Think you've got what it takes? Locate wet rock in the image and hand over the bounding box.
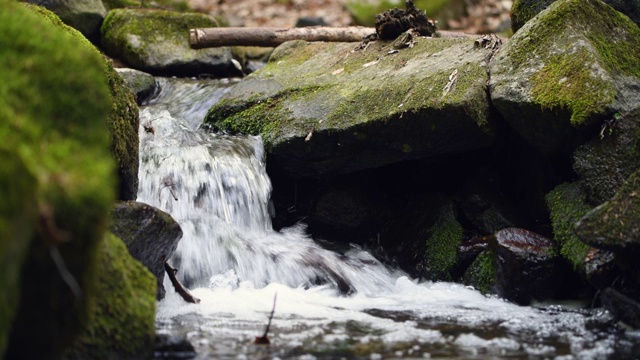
[116,68,158,105]
[573,108,640,206]
[491,228,558,304]
[462,249,496,294]
[2,3,116,358]
[101,8,241,77]
[23,0,106,44]
[601,287,640,328]
[110,201,183,300]
[65,233,157,360]
[155,333,196,359]
[545,182,593,269]
[511,0,640,32]
[206,37,497,178]
[584,248,617,291]
[576,170,640,253]
[490,0,640,156]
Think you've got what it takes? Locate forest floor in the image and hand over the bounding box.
[187,0,513,35]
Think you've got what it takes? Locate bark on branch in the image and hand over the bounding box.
[189,26,376,48]
[164,262,201,304]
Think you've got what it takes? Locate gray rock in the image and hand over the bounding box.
[116,68,158,104]
[101,8,241,77]
[24,0,106,43]
[490,0,640,155]
[110,201,183,299]
[207,37,497,178]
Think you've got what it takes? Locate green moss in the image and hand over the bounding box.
[65,233,156,360]
[510,0,555,32]
[463,250,496,294]
[103,0,191,11]
[0,151,38,357]
[0,2,116,357]
[545,183,592,269]
[346,0,449,27]
[507,0,640,128]
[531,50,614,127]
[423,204,463,281]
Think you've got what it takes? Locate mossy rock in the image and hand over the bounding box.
[1,1,116,358]
[545,183,593,270]
[573,108,640,205]
[490,0,640,155]
[115,68,157,104]
[462,250,496,294]
[421,201,464,281]
[23,0,107,44]
[25,3,140,201]
[576,170,640,253]
[103,0,191,12]
[346,0,451,27]
[101,8,239,77]
[207,37,497,178]
[0,151,38,357]
[511,0,640,33]
[64,232,156,360]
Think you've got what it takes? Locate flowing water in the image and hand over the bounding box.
[139,77,640,359]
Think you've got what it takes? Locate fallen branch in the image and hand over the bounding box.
[189,26,483,49]
[189,26,375,48]
[164,262,200,304]
[254,293,278,345]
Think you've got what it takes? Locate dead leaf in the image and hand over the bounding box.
[442,69,458,96]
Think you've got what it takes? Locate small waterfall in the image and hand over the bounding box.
[138,78,402,292]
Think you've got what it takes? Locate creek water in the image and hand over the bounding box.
[139,77,639,359]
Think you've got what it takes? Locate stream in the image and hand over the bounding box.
[138,77,640,359]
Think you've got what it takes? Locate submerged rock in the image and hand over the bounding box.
[110,201,183,300]
[207,37,497,178]
[491,228,558,304]
[1,2,115,358]
[490,0,640,155]
[101,8,241,77]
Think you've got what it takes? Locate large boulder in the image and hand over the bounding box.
[490,0,640,155]
[511,0,640,32]
[0,1,116,358]
[64,233,157,360]
[206,37,498,178]
[22,0,107,44]
[101,8,241,77]
[110,201,183,299]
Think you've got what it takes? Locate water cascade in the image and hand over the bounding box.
[139,77,637,359]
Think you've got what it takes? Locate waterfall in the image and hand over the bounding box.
[137,78,402,292]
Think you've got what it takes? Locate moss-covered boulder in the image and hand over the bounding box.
[116,67,158,104]
[511,0,640,33]
[110,201,183,299]
[421,201,464,281]
[206,37,497,178]
[102,0,191,12]
[101,8,240,77]
[545,182,593,270]
[490,0,640,155]
[64,232,156,360]
[573,108,640,205]
[576,170,640,252]
[0,151,38,357]
[23,0,107,44]
[0,1,116,358]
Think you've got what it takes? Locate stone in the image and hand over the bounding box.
[511,0,640,33]
[600,287,640,328]
[110,201,183,300]
[490,0,640,155]
[491,228,558,304]
[23,0,106,43]
[116,67,158,104]
[64,233,157,360]
[1,2,116,358]
[573,108,640,205]
[575,170,640,253]
[206,37,497,178]
[101,8,241,77]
